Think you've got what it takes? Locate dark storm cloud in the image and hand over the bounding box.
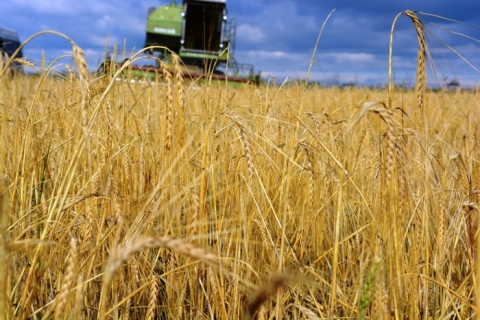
[1,0,480,86]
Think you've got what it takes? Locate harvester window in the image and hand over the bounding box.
[184,3,224,53]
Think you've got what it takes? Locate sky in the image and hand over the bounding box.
[2,0,480,87]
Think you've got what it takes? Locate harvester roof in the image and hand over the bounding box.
[0,26,20,41]
[183,0,226,3]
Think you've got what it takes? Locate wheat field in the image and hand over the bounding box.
[1,11,480,320]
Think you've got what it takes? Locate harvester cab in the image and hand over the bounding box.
[182,0,228,54]
[144,0,258,83]
[0,27,23,74]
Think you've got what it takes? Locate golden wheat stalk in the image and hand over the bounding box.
[105,101,114,164]
[13,57,37,70]
[405,11,426,110]
[171,54,185,109]
[131,111,145,195]
[298,140,315,210]
[80,199,94,257]
[171,53,186,148]
[256,88,267,135]
[124,297,131,320]
[452,153,476,269]
[223,111,254,183]
[388,10,426,112]
[72,275,84,320]
[72,44,90,107]
[99,236,218,317]
[188,189,200,238]
[367,104,395,185]
[228,141,237,177]
[176,277,188,317]
[305,112,321,150]
[146,277,159,320]
[245,275,292,320]
[160,60,174,151]
[451,153,470,193]
[122,146,131,195]
[0,194,8,318]
[64,65,75,107]
[436,168,448,265]
[54,238,78,319]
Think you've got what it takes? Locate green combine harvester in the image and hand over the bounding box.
[110,0,259,84]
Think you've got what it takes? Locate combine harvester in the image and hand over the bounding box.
[108,0,260,85]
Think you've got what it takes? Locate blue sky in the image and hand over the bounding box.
[2,0,480,87]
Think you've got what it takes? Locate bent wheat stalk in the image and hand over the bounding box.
[98,236,218,319]
[388,11,426,111]
[405,10,427,110]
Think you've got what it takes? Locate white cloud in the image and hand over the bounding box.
[97,15,113,29]
[237,25,266,44]
[331,52,375,64]
[244,50,290,59]
[9,0,119,16]
[87,34,118,47]
[14,0,81,15]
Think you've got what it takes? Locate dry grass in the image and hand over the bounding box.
[1,13,480,320]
